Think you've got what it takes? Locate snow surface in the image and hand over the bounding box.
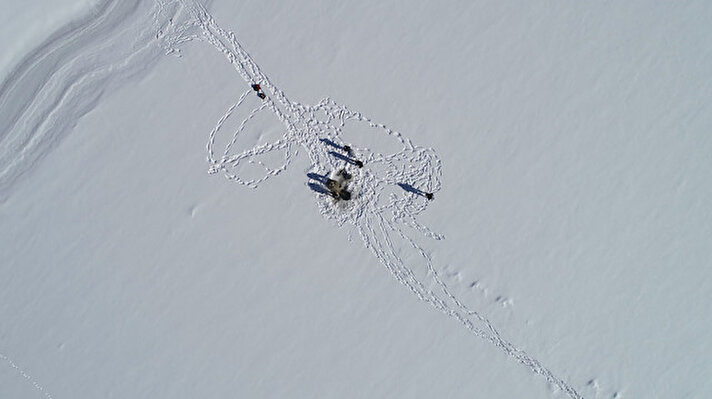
[0,0,101,79]
[2,0,712,398]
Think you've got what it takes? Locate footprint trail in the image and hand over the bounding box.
[161,1,584,398]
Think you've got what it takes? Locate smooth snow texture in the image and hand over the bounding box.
[1,0,711,398]
[0,0,102,78]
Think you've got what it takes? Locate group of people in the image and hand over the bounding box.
[325,168,352,201]
[321,142,434,202]
[325,144,357,200]
[248,79,435,203]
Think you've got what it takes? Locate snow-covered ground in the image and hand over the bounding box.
[2,1,711,398]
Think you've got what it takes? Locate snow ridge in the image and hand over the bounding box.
[173,1,584,397]
[0,2,187,397]
[0,0,184,201]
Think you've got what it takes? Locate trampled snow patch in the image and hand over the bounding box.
[2,0,712,398]
[184,2,582,397]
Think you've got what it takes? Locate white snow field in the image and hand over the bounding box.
[1,0,711,398]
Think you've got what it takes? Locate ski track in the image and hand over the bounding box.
[0,0,585,397]
[176,1,585,398]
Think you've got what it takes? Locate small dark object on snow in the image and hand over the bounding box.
[397,182,433,200]
[354,160,363,168]
[326,178,340,198]
[337,169,352,180]
[325,170,353,201]
[343,145,352,154]
[326,178,338,190]
[251,83,261,91]
[257,92,266,99]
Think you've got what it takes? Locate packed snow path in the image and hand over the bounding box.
[170,2,585,398]
[0,0,185,201]
[0,0,584,397]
